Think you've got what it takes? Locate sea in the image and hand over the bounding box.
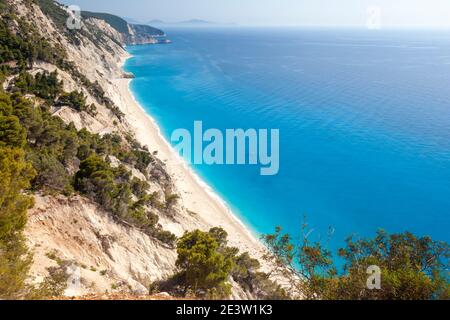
[125,27,450,254]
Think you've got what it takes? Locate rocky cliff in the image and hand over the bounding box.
[81,10,168,45]
[0,0,267,299]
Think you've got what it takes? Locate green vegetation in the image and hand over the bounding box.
[57,90,97,115]
[0,89,70,300]
[0,82,176,244]
[0,115,26,148]
[1,2,124,121]
[130,24,165,37]
[81,11,130,34]
[14,71,63,101]
[14,71,96,115]
[0,12,67,69]
[263,224,450,300]
[0,0,172,298]
[150,228,287,299]
[176,229,234,298]
[74,154,176,246]
[0,147,35,299]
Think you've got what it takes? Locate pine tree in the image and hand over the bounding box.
[176,230,234,298]
[0,147,36,299]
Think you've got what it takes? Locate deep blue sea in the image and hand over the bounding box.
[125,28,450,252]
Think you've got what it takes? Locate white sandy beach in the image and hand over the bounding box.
[112,55,266,258]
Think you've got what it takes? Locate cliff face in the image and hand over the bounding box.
[127,24,169,45]
[5,0,176,295]
[81,10,167,45]
[1,0,261,298]
[26,195,177,295]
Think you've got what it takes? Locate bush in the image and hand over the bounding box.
[0,147,35,299]
[57,91,86,111]
[149,227,285,299]
[0,115,27,148]
[74,155,176,245]
[153,229,177,247]
[27,151,73,194]
[175,229,234,299]
[263,225,450,300]
[130,177,150,199]
[14,71,62,100]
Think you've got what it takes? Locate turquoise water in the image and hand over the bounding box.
[125,28,450,250]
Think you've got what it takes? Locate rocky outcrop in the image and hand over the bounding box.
[26,195,177,295]
[81,10,168,45]
[126,24,168,45]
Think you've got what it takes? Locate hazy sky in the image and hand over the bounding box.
[59,0,450,28]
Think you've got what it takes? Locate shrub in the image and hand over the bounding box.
[57,91,87,111]
[14,71,62,100]
[130,177,150,199]
[175,230,234,299]
[263,225,450,300]
[153,229,177,247]
[74,155,176,245]
[0,147,35,299]
[27,151,73,194]
[0,115,27,148]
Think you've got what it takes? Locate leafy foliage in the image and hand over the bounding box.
[57,90,97,115]
[74,154,176,246]
[0,87,175,245]
[150,228,287,300]
[81,11,129,34]
[14,71,63,101]
[175,229,234,299]
[0,147,36,299]
[0,12,67,69]
[0,115,27,148]
[130,24,165,37]
[263,223,450,300]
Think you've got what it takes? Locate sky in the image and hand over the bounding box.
[59,0,450,28]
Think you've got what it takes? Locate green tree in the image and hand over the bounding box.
[333,230,450,300]
[0,115,27,148]
[0,147,36,299]
[14,71,62,101]
[27,151,73,194]
[151,228,287,300]
[263,224,450,300]
[176,229,234,298]
[57,91,89,112]
[0,92,13,115]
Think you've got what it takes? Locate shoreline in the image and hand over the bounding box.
[114,53,266,258]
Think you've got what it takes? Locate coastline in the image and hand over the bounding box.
[114,53,266,258]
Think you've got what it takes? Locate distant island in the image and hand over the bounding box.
[122,17,235,28]
[144,18,236,28]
